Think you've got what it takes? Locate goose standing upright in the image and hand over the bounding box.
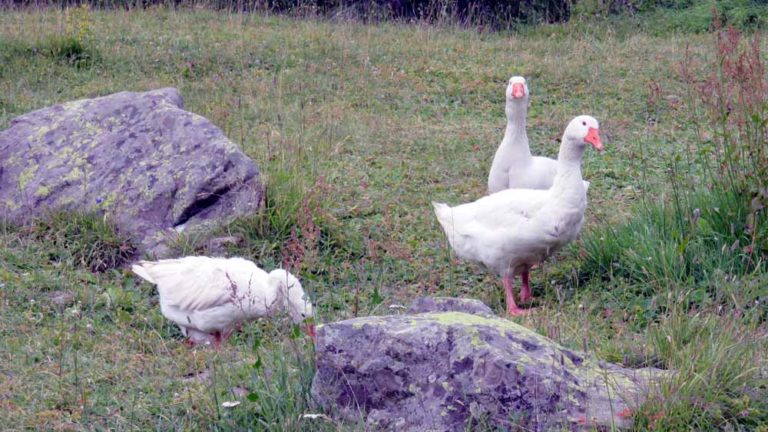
[132,256,315,347]
[435,116,603,315]
[488,76,589,193]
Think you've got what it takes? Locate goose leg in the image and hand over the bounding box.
[212,332,223,349]
[503,274,528,316]
[519,270,532,303]
[220,327,235,345]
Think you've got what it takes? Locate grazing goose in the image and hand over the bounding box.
[488,76,589,193]
[132,256,315,347]
[435,116,603,315]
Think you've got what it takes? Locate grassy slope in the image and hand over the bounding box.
[0,7,765,430]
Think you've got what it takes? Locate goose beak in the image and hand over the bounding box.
[511,83,525,99]
[303,323,317,342]
[585,127,603,152]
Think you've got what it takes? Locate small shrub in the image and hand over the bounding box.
[29,211,136,272]
[42,3,98,68]
[679,24,767,254]
[648,0,768,33]
[42,35,95,67]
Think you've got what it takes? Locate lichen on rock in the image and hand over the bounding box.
[0,87,263,257]
[312,297,668,431]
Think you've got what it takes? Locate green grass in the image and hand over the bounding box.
[0,6,766,431]
[646,0,768,34]
[580,188,764,295]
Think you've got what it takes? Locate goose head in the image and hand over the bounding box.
[563,115,603,153]
[505,76,529,102]
[268,269,316,340]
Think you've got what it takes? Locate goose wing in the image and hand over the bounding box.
[132,257,251,312]
[471,188,549,230]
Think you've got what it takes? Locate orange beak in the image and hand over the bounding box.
[511,83,525,99]
[303,323,317,342]
[585,127,603,152]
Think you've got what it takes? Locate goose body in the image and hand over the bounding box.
[436,115,603,315]
[433,187,585,276]
[132,256,314,346]
[488,76,589,193]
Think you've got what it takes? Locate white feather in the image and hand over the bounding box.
[132,256,312,343]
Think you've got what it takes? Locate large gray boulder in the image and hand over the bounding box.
[312,297,667,431]
[0,88,262,256]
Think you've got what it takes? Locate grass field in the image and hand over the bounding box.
[0,6,766,431]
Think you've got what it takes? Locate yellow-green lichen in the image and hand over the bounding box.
[31,125,52,144]
[99,192,119,209]
[18,164,39,190]
[62,99,87,112]
[65,167,84,182]
[83,121,103,135]
[34,186,51,198]
[56,146,74,160]
[3,199,20,211]
[349,315,403,329]
[424,312,543,338]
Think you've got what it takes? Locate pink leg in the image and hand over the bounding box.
[220,328,235,344]
[519,270,532,303]
[502,274,528,316]
[212,332,223,349]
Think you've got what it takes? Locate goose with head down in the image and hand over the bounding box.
[435,115,603,315]
[132,256,315,347]
[488,76,589,193]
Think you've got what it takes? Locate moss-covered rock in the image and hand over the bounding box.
[0,88,262,256]
[312,298,667,431]
[407,296,495,317]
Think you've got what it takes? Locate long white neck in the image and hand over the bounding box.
[502,99,531,159]
[551,136,586,199]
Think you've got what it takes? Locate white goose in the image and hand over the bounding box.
[435,116,603,315]
[132,256,315,347]
[488,76,589,193]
